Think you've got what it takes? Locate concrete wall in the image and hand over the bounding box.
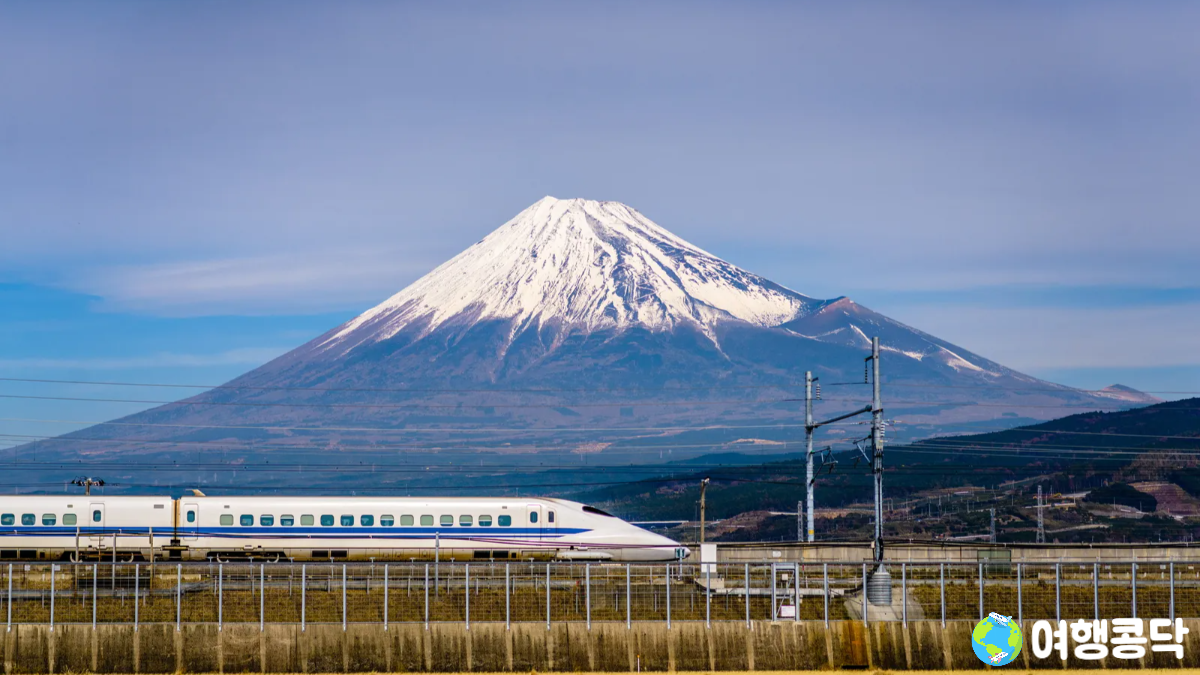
[715,542,1200,564]
[4,619,1199,672]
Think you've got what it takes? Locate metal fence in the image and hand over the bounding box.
[3,561,1197,629]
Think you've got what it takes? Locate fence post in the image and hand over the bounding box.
[823,563,829,627]
[1016,563,1022,625]
[793,562,801,624]
[301,564,306,632]
[586,564,592,630]
[465,564,470,632]
[92,563,96,630]
[1093,563,1099,621]
[504,563,510,631]
[901,563,906,627]
[546,563,551,631]
[939,563,944,628]
[176,563,181,631]
[705,564,711,630]
[260,563,265,632]
[745,563,751,628]
[625,563,631,630]
[50,565,55,631]
[861,563,867,626]
[218,564,223,631]
[1131,562,1137,619]
[771,564,777,621]
[1169,562,1175,622]
[342,564,347,632]
[134,563,139,632]
[1054,563,1060,623]
[662,564,667,630]
[978,561,983,621]
[384,564,389,630]
[424,564,430,631]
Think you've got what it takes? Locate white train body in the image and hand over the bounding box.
[0,495,686,563]
[0,495,174,561]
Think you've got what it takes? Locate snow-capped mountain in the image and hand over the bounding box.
[15,197,1151,475]
[321,197,821,351]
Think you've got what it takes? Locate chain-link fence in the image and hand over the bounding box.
[0,561,1191,628]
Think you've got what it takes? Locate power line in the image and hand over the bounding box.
[0,392,1148,410]
[0,417,814,434]
[3,375,1196,396]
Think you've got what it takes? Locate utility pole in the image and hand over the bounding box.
[796,501,803,542]
[989,508,996,544]
[868,337,884,563]
[805,370,815,542]
[1036,486,1046,544]
[699,477,710,544]
[71,477,105,495]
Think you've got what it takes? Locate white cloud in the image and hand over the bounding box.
[0,347,288,370]
[67,251,436,316]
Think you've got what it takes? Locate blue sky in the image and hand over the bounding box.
[1,2,1198,442]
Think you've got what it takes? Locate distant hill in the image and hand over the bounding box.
[573,397,1200,531]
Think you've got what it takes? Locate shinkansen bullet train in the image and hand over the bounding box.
[0,495,688,563]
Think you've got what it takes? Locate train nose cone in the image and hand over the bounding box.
[623,530,687,561]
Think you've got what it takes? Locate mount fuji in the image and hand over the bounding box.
[17,197,1157,478]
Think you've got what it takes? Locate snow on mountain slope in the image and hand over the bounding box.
[322,197,820,351]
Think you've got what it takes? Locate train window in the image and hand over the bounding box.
[478,515,493,526]
[301,515,314,526]
[340,515,353,527]
[440,515,453,526]
[320,515,334,526]
[0,515,12,526]
[582,505,615,517]
[360,515,374,526]
[220,515,233,526]
[240,515,253,527]
[420,515,433,526]
[260,515,274,526]
[93,510,102,523]
[529,512,538,524]
[548,511,555,523]
[21,515,34,526]
[63,514,77,526]
[498,515,512,527]
[42,514,56,526]
[380,515,394,527]
[460,515,472,526]
[280,515,294,526]
[400,515,414,526]
[186,511,196,523]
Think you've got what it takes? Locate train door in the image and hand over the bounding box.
[181,502,199,540]
[526,504,543,541]
[89,502,106,548]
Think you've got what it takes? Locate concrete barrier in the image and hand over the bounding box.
[3,619,1198,672]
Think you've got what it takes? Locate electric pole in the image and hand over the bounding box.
[71,477,105,495]
[805,370,815,542]
[699,477,710,544]
[989,508,996,544]
[869,337,884,563]
[797,500,803,542]
[1036,486,1045,544]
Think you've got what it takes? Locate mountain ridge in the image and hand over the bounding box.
[10,196,1152,481]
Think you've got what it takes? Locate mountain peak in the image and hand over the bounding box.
[321,197,819,350]
[1095,384,1162,405]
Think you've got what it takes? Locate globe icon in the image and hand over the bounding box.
[972,613,1023,666]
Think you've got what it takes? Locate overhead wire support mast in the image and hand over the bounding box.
[868,336,884,563]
